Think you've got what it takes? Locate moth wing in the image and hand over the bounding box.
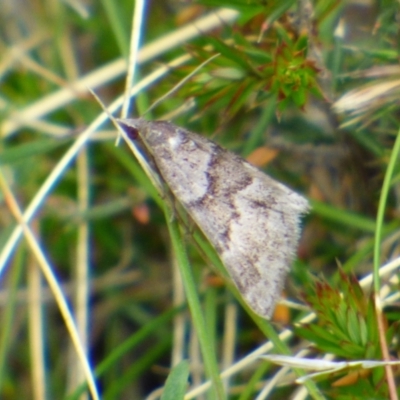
[124,120,309,318]
[218,163,309,317]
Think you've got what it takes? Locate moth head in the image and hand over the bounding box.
[116,118,146,140]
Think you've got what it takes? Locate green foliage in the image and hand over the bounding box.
[297,271,383,360]
[179,20,321,120]
[296,271,398,398]
[160,360,190,400]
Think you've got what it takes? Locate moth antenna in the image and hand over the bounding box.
[88,88,122,145]
[143,53,220,116]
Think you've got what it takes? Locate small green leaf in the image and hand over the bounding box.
[358,313,368,347]
[160,360,190,400]
[205,36,256,74]
[347,308,361,345]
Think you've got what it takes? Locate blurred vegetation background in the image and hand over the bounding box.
[0,0,399,399]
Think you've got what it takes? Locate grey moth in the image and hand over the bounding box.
[118,118,309,318]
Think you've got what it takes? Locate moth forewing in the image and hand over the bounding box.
[118,118,309,319]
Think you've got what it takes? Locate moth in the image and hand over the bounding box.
[118,118,309,318]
